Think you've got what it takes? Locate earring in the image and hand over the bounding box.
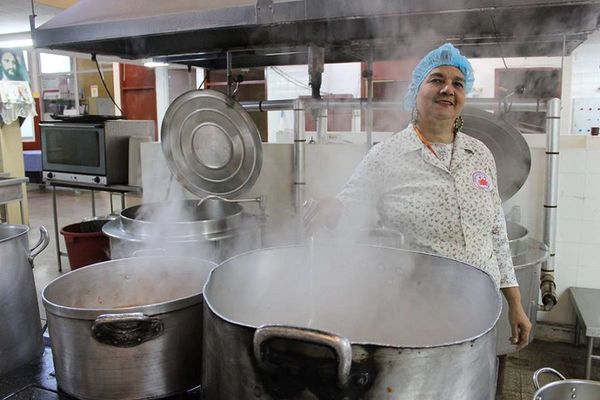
[453,116,464,134]
[411,108,420,124]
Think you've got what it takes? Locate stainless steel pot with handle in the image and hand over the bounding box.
[42,256,215,400]
[0,224,49,375]
[532,368,600,399]
[103,199,263,262]
[202,243,502,399]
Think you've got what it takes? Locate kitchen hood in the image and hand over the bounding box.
[33,0,600,67]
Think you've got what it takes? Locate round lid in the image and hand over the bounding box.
[461,106,531,202]
[161,89,262,198]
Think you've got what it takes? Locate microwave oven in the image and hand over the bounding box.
[40,119,154,185]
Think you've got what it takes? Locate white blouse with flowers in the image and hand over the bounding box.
[337,124,518,289]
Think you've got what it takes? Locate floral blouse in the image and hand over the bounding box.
[337,124,518,288]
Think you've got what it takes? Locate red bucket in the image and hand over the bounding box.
[60,222,110,270]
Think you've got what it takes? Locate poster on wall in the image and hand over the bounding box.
[0,48,29,82]
[0,48,35,125]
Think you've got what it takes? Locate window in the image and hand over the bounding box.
[40,52,71,74]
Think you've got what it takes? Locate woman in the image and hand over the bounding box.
[305,43,531,350]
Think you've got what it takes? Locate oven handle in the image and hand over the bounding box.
[39,123,104,128]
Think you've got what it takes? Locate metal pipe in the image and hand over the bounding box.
[293,99,306,186]
[239,98,547,113]
[226,51,233,97]
[316,108,328,143]
[366,47,374,149]
[293,98,306,218]
[540,97,560,311]
[52,185,62,272]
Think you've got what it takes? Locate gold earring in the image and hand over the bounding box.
[453,116,464,134]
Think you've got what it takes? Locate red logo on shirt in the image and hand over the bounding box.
[472,171,492,192]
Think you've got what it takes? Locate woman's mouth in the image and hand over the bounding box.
[435,99,454,106]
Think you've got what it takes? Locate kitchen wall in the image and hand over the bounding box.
[472,31,600,327]
[146,31,600,330]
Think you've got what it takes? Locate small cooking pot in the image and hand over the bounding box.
[533,367,600,399]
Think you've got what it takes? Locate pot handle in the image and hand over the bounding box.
[28,226,50,267]
[533,367,566,390]
[92,313,164,348]
[253,325,352,387]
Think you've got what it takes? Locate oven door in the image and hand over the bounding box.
[40,123,106,176]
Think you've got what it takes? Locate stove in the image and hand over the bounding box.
[0,342,202,400]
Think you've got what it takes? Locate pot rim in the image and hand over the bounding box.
[533,378,600,396]
[203,244,502,349]
[42,256,215,320]
[102,217,252,242]
[0,223,30,244]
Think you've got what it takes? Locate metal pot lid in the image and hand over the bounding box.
[461,106,531,202]
[161,89,262,199]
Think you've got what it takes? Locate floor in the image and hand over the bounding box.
[10,185,600,398]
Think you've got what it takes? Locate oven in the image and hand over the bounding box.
[40,119,154,185]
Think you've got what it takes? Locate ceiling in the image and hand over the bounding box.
[33,0,600,68]
[0,0,71,37]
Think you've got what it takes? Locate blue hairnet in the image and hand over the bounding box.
[403,43,474,111]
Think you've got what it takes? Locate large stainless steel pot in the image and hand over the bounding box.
[42,256,215,400]
[103,198,262,262]
[497,222,549,355]
[0,224,49,375]
[202,244,502,399]
[532,368,600,399]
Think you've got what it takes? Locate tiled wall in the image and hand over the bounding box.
[504,136,600,325]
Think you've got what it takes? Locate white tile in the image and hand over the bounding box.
[583,198,600,222]
[554,265,579,297]
[556,218,583,243]
[585,174,600,199]
[586,151,600,173]
[538,297,576,325]
[576,266,600,288]
[559,173,586,198]
[579,244,600,267]
[556,197,584,220]
[579,220,600,244]
[560,150,587,173]
[555,242,580,268]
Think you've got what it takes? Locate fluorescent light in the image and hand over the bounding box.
[0,38,33,48]
[143,61,169,68]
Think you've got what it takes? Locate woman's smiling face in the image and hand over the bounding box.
[415,66,466,122]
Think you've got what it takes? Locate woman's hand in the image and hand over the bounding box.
[501,287,532,350]
[303,197,343,237]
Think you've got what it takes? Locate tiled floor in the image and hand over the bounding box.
[16,185,600,398]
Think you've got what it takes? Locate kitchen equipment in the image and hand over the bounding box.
[507,221,529,258]
[532,367,600,399]
[0,224,50,375]
[103,198,263,262]
[41,119,154,185]
[461,106,532,202]
[0,176,28,223]
[161,89,262,199]
[42,256,216,400]
[202,244,501,399]
[497,235,549,355]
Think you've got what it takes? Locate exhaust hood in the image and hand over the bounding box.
[34,0,600,67]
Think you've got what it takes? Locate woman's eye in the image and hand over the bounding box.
[454,82,464,88]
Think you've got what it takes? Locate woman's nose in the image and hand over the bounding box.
[440,84,454,95]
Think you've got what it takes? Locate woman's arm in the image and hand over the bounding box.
[501,286,532,350]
